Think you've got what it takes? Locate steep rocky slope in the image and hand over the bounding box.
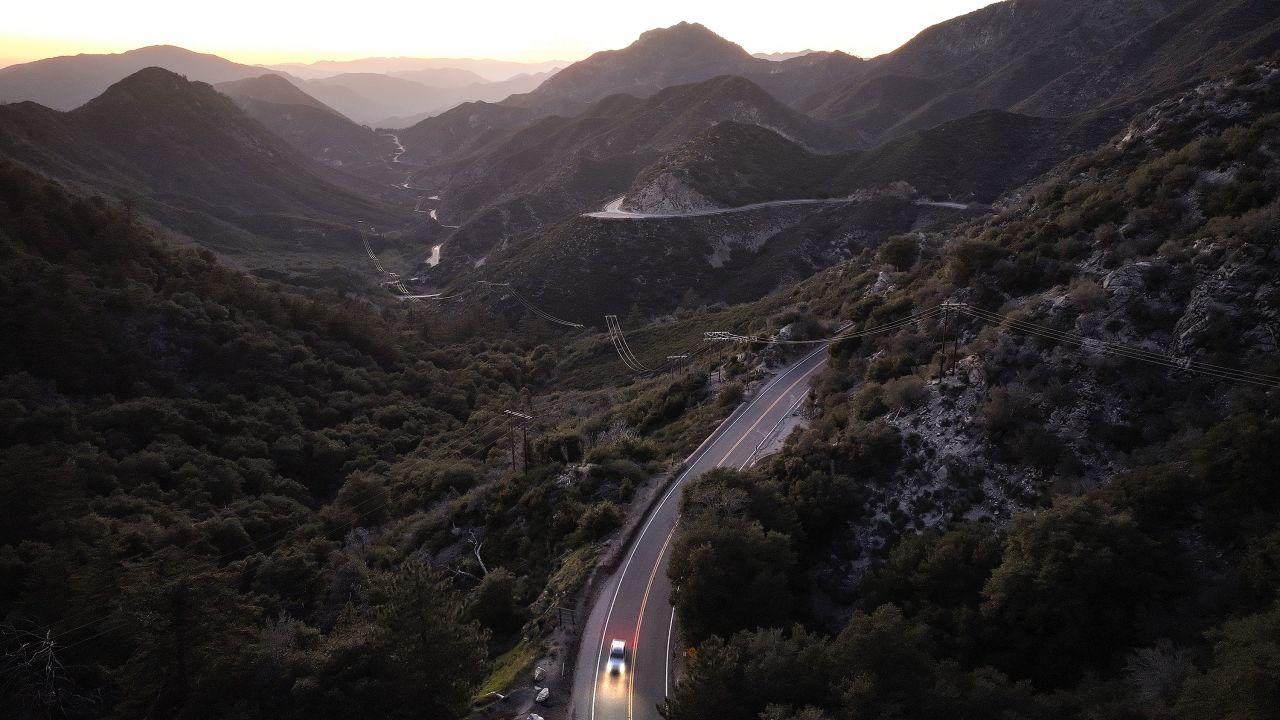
[656,60,1280,720]
[793,60,1280,592]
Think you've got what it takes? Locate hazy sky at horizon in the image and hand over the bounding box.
[1,0,997,68]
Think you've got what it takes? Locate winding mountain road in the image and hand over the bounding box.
[571,345,832,720]
[584,195,973,219]
[584,196,860,219]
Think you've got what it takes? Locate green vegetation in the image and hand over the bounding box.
[0,160,734,718]
[665,62,1280,719]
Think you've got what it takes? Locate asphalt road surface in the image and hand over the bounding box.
[584,196,971,220]
[570,345,832,720]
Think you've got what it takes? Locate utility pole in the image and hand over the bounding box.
[504,409,533,474]
[950,330,961,378]
[937,305,951,382]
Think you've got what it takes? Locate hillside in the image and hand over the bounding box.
[804,0,1280,146]
[0,156,747,719]
[374,71,558,128]
[215,75,397,171]
[834,108,1124,201]
[0,44,290,110]
[0,68,424,267]
[661,58,1280,720]
[387,67,488,87]
[622,107,1123,215]
[395,23,864,167]
[458,197,968,322]
[268,56,565,81]
[302,72,454,125]
[416,75,843,268]
[217,74,346,116]
[517,22,761,112]
[623,121,851,212]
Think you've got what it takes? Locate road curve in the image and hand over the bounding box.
[571,346,832,720]
[584,196,860,220]
[584,196,972,220]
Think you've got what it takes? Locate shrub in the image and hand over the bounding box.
[576,501,623,541]
[865,354,914,383]
[878,235,920,271]
[882,376,926,410]
[718,382,745,407]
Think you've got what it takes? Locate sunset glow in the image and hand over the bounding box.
[1,0,997,67]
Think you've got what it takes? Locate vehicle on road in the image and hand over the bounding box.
[607,640,627,674]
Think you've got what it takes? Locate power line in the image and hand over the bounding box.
[951,304,1280,387]
[703,302,1278,387]
[605,315,649,372]
[38,387,614,651]
[705,307,945,345]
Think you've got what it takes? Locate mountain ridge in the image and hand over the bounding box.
[0,67,423,266]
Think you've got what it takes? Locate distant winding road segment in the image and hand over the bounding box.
[571,345,833,720]
[584,195,973,219]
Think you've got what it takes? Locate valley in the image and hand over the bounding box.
[1,3,1279,720]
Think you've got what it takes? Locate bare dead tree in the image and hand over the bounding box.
[0,623,98,719]
[467,530,490,577]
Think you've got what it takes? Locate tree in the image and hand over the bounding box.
[467,568,527,638]
[664,627,833,720]
[1175,607,1280,719]
[668,516,795,643]
[863,523,1003,663]
[980,497,1179,688]
[297,564,490,720]
[373,563,489,719]
[830,605,935,719]
[110,549,258,719]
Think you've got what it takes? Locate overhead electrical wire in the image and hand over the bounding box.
[605,315,650,372]
[40,390,606,652]
[38,292,1279,655]
[704,302,1278,388]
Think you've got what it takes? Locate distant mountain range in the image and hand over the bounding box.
[0,68,424,265]
[0,45,562,127]
[417,74,845,270]
[266,56,567,81]
[0,45,289,110]
[392,0,1280,312]
[213,75,397,171]
[2,0,1277,293]
[511,22,866,114]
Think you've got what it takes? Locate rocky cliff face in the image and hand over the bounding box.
[795,60,1280,599]
[622,173,719,213]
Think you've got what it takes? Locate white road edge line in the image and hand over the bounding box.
[665,606,675,698]
[588,343,829,720]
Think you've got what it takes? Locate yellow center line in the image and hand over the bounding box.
[715,363,821,467]
[629,525,677,720]
[608,353,825,720]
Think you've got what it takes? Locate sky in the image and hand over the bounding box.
[0,0,998,68]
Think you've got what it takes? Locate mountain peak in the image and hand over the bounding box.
[633,21,746,53]
[95,66,198,95]
[76,67,239,123]
[522,21,758,111]
[216,74,347,119]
